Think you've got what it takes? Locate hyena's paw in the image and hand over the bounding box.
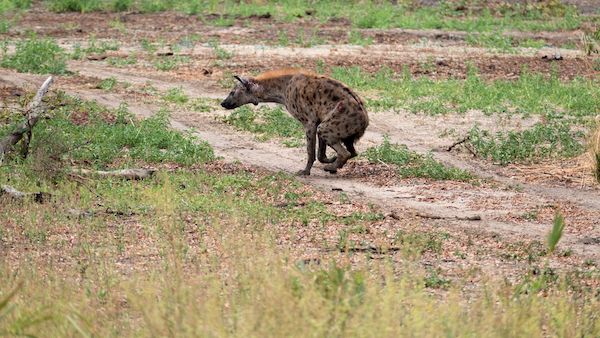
[296,169,311,176]
[323,164,338,174]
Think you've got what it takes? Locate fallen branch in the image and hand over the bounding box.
[71,168,157,180]
[0,185,51,203]
[447,136,470,152]
[415,212,481,221]
[0,76,54,164]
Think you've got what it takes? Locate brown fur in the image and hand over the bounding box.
[220,68,369,175]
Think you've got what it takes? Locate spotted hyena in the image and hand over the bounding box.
[220,69,369,176]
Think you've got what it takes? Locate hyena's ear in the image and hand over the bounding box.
[233,75,253,91]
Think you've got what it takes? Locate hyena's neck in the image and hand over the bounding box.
[254,75,293,106]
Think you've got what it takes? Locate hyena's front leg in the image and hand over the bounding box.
[297,122,318,176]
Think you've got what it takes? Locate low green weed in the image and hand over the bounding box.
[96,77,117,91]
[162,87,189,104]
[1,34,67,74]
[106,55,137,67]
[26,97,214,168]
[467,121,584,165]
[332,66,600,118]
[223,106,304,146]
[208,39,233,60]
[364,137,472,181]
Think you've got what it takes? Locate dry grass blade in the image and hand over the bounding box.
[548,211,566,254]
[588,121,600,183]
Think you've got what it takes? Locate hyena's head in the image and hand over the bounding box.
[220,76,259,109]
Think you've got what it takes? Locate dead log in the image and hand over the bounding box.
[0,76,54,164]
[71,168,157,180]
[0,185,51,203]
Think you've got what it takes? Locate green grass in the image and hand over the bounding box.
[39,0,587,33]
[1,94,214,170]
[97,77,117,91]
[162,87,189,104]
[223,106,305,147]
[466,121,584,165]
[152,55,190,71]
[332,66,600,118]
[364,137,472,181]
[208,39,233,60]
[0,0,30,14]
[106,55,137,67]
[1,34,67,74]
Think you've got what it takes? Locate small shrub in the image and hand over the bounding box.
[97,77,117,91]
[1,34,67,74]
[223,106,304,146]
[162,87,189,104]
[47,0,102,12]
[32,99,214,167]
[365,137,472,181]
[467,122,584,165]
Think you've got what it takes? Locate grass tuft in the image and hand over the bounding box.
[548,211,566,254]
[365,137,472,181]
[467,121,584,165]
[223,106,304,146]
[1,34,67,74]
[588,121,600,183]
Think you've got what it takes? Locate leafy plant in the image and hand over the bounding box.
[1,34,67,74]
[365,137,472,181]
[162,87,189,104]
[467,121,584,165]
[97,77,117,91]
[223,106,304,146]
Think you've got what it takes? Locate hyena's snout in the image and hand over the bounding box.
[220,98,235,109]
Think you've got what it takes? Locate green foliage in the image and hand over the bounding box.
[0,0,30,14]
[467,121,584,165]
[97,77,117,91]
[223,106,304,146]
[106,55,137,67]
[27,97,214,168]
[548,211,566,254]
[46,0,102,12]
[153,55,189,71]
[208,39,233,60]
[32,0,584,32]
[162,87,189,104]
[1,34,67,74]
[365,137,472,181]
[424,268,450,289]
[394,229,448,256]
[331,66,600,117]
[348,30,373,46]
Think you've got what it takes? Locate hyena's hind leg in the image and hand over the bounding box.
[342,135,358,158]
[317,134,336,164]
[317,123,351,174]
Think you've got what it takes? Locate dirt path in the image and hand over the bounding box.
[2,68,599,263]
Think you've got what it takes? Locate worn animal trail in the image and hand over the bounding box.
[220,69,369,175]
